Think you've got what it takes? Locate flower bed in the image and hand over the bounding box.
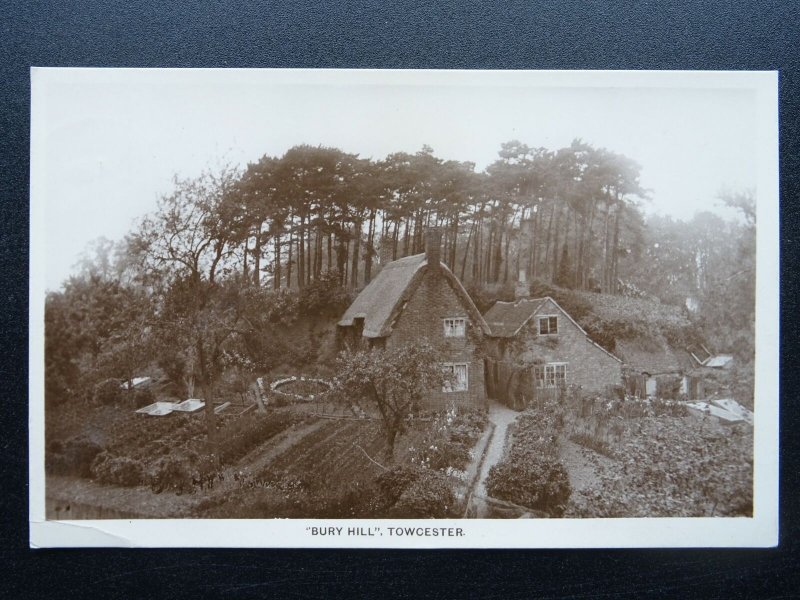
[262,375,332,403]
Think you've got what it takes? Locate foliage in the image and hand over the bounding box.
[486,457,571,517]
[387,467,457,518]
[529,279,593,321]
[93,378,124,405]
[409,407,487,473]
[148,452,198,494]
[569,432,615,458]
[330,342,450,460]
[566,416,753,517]
[90,452,146,487]
[485,405,572,516]
[46,435,105,478]
[297,269,353,318]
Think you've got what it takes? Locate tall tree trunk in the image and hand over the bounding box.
[484,224,493,284]
[274,234,282,289]
[543,201,555,278]
[287,231,293,288]
[449,216,458,271]
[551,203,563,282]
[306,224,312,285]
[327,231,332,271]
[312,226,318,280]
[242,237,249,281]
[297,217,305,289]
[351,218,362,288]
[197,337,218,465]
[563,210,572,287]
[502,218,512,283]
[460,219,476,281]
[365,210,376,283]
[610,196,622,293]
[472,219,482,282]
[253,226,262,286]
[602,196,612,293]
[336,233,348,285]
[531,205,540,280]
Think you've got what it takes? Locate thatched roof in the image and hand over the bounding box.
[570,291,696,375]
[614,339,696,375]
[572,290,691,329]
[338,253,490,338]
[482,298,547,337]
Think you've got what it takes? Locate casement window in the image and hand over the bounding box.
[533,363,567,388]
[442,363,469,392]
[443,317,466,338]
[538,315,559,335]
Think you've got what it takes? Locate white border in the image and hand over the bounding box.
[29,69,779,548]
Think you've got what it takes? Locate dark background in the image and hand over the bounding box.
[1,1,797,598]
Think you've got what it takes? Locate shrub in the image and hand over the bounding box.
[566,416,753,518]
[391,471,457,518]
[148,453,196,494]
[373,465,457,518]
[409,408,487,473]
[483,403,571,516]
[485,456,571,517]
[93,378,123,405]
[46,435,104,478]
[91,452,146,487]
[132,387,156,408]
[298,270,353,318]
[528,280,593,321]
[376,465,421,505]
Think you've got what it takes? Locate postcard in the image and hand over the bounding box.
[29,68,778,547]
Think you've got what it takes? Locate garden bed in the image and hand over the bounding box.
[261,375,333,404]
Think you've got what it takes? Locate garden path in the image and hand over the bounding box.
[471,400,521,517]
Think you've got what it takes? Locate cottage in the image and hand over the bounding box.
[337,230,490,410]
[569,290,712,399]
[483,296,624,408]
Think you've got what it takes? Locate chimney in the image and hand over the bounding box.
[515,218,533,300]
[379,233,394,265]
[425,228,442,270]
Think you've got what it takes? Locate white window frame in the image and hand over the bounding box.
[442,362,469,392]
[538,315,559,335]
[443,317,467,338]
[533,362,567,388]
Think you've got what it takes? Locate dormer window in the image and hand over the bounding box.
[443,317,466,337]
[538,315,558,335]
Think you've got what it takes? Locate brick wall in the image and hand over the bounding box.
[491,298,622,395]
[386,268,487,411]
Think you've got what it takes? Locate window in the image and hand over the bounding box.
[538,315,558,335]
[442,363,469,392]
[443,317,466,338]
[533,363,567,388]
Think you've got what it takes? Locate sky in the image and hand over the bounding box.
[32,69,764,291]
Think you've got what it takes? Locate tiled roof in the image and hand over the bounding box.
[483,298,547,337]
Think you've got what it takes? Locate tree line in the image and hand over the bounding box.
[144,140,649,295]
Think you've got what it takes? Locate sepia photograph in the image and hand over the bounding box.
[29,69,778,547]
